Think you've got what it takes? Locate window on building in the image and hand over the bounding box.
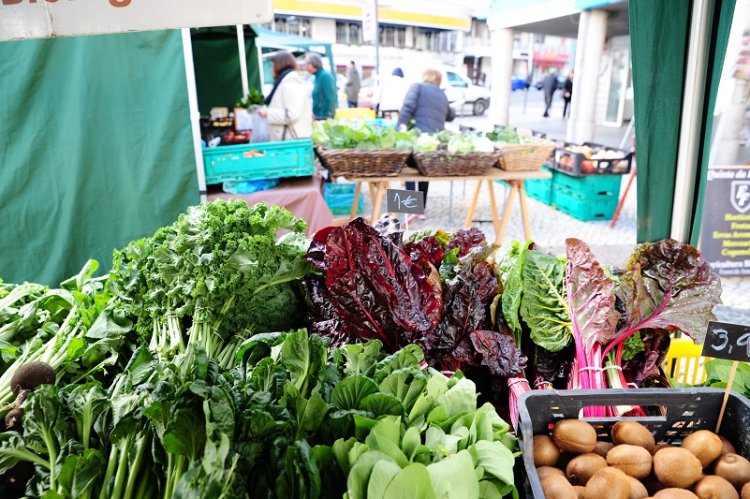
[416,28,458,53]
[378,24,406,48]
[335,21,362,45]
[534,33,545,44]
[274,15,311,37]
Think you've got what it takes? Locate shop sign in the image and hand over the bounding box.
[362,0,377,44]
[699,166,750,276]
[0,0,272,42]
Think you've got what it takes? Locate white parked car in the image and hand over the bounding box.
[376,65,491,116]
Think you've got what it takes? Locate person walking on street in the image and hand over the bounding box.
[542,69,558,118]
[344,61,361,108]
[306,53,337,120]
[562,70,574,119]
[375,67,409,118]
[398,68,455,215]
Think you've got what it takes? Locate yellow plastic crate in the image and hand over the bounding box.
[665,337,710,385]
[335,108,376,120]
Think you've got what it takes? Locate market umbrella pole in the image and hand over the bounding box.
[182,28,208,202]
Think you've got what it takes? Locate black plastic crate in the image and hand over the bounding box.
[551,141,633,176]
[517,388,750,499]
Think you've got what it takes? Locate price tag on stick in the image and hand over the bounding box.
[386,189,425,215]
[702,321,750,432]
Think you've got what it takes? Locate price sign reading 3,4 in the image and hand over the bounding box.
[703,321,750,362]
[702,321,750,432]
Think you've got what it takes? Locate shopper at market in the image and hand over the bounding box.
[306,52,337,120]
[344,60,361,108]
[542,69,558,118]
[375,67,409,118]
[257,51,312,141]
[398,68,455,213]
[562,70,574,119]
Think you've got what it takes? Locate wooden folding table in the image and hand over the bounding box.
[338,167,552,244]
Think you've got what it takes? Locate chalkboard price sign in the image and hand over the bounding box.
[702,321,750,362]
[386,189,425,215]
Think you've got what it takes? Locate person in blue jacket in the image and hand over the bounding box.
[306,53,337,120]
[398,68,455,210]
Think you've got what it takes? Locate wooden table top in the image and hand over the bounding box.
[338,166,552,183]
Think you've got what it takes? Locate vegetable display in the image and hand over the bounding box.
[0,201,731,498]
[311,120,418,151]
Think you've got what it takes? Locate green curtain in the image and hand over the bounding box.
[629,0,736,243]
[191,27,262,115]
[0,30,199,286]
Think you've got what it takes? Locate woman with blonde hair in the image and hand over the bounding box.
[398,68,455,209]
[258,51,312,141]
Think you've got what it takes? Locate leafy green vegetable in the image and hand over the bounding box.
[311,120,418,150]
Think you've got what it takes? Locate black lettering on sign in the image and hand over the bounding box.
[386,189,425,215]
[703,321,750,362]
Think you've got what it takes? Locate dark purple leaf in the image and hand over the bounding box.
[446,228,486,257]
[623,330,671,386]
[304,218,442,352]
[468,330,527,377]
[403,236,445,270]
[615,239,721,344]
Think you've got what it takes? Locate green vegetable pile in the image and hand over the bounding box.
[0,201,519,498]
[235,88,265,108]
[311,120,418,151]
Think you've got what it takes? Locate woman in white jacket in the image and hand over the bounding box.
[258,51,312,141]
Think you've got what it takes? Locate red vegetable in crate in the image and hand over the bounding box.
[306,217,442,351]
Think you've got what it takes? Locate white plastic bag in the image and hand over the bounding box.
[249,108,270,143]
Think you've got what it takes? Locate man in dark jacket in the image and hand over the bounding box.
[398,68,455,211]
[542,70,558,118]
[306,53,337,120]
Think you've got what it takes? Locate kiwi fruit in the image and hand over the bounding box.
[693,475,739,499]
[719,436,737,457]
[573,485,586,499]
[541,473,578,499]
[654,447,703,488]
[584,467,631,499]
[682,431,724,468]
[535,435,561,467]
[714,453,750,489]
[538,466,566,481]
[594,441,615,458]
[554,419,598,454]
[10,361,55,396]
[566,453,607,485]
[741,482,750,499]
[628,475,649,499]
[612,421,657,454]
[608,444,653,479]
[654,489,699,499]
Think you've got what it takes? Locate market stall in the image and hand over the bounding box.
[1,1,748,499]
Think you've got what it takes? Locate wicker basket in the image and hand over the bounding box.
[315,147,410,177]
[496,140,556,171]
[411,151,498,177]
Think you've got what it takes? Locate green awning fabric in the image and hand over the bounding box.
[630,0,736,243]
[191,26,262,115]
[0,30,199,285]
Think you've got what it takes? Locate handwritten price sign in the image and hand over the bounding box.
[386,189,425,215]
[702,321,750,362]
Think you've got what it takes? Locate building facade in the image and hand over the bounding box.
[268,0,482,79]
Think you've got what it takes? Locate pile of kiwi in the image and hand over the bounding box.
[532,419,750,499]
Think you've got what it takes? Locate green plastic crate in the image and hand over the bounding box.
[323,183,364,216]
[552,171,622,203]
[552,187,619,221]
[202,139,314,184]
[524,167,554,205]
